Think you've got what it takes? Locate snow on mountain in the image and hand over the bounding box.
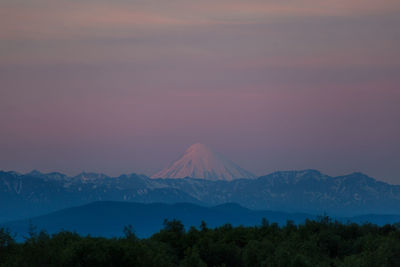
[151,143,256,181]
[2,169,400,221]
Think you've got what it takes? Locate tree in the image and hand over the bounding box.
[123,225,138,242]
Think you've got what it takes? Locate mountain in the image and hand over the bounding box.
[0,201,311,239]
[151,143,256,180]
[151,170,400,215]
[3,201,400,240]
[0,171,201,222]
[1,169,400,222]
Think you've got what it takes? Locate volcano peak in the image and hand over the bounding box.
[151,143,255,181]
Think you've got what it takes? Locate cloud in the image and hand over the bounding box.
[1,0,400,41]
[1,0,399,70]
[1,0,399,182]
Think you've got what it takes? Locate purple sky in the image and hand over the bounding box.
[1,0,399,183]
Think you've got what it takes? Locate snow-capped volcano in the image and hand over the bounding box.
[151,143,256,181]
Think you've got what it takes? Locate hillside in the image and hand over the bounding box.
[3,201,400,240]
[1,169,400,222]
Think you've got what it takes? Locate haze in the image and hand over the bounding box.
[0,0,399,183]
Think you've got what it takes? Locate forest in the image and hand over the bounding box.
[1,217,400,267]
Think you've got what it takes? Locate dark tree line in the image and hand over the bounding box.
[1,217,400,266]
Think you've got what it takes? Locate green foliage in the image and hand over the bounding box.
[123,224,138,242]
[0,227,16,266]
[1,218,400,266]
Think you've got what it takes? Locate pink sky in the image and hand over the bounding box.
[1,0,399,183]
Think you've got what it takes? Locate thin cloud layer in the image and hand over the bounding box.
[0,0,399,183]
[2,0,400,40]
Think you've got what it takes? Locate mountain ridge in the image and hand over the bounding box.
[1,169,400,222]
[3,201,400,240]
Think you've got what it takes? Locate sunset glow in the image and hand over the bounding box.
[1,0,399,183]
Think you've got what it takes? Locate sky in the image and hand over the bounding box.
[0,0,399,183]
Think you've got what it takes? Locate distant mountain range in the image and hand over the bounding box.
[151,143,256,180]
[1,169,400,222]
[2,201,310,239]
[3,201,400,240]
